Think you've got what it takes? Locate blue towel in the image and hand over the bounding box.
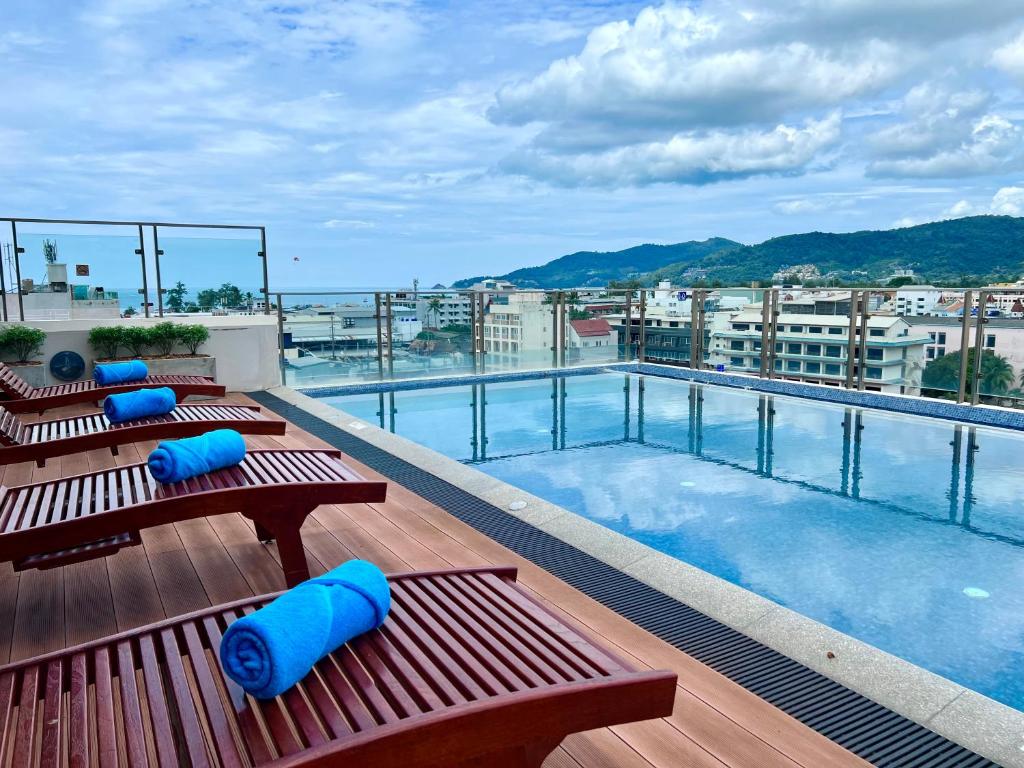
[220,560,391,698]
[93,360,149,386]
[147,429,245,484]
[104,387,176,424]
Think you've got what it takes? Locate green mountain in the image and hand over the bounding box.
[451,238,742,289]
[455,216,1024,288]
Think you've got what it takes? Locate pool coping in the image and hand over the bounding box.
[272,378,1024,767]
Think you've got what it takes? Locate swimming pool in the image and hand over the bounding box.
[324,371,1024,711]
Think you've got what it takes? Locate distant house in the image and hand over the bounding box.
[568,318,614,362]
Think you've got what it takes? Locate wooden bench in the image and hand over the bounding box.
[0,402,287,466]
[0,362,226,414]
[0,566,677,767]
[0,448,386,584]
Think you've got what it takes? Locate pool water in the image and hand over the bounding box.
[327,372,1024,711]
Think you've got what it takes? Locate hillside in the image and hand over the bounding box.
[456,216,1024,288]
[452,238,742,288]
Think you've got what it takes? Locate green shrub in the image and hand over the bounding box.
[122,326,150,358]
[87,326,124,360]
[147,322,179,356]
[176,324,210,355]
[0,325,46,362]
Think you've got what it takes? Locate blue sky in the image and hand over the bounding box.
[2,0,1024,289]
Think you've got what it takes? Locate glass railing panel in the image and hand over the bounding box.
[389,290,476,380]
[562,289,630,367]
[279,291,385,388]
[478,290,559,374]
[154,230,264,315]
[10,228,141,320]
[918,292,968,402]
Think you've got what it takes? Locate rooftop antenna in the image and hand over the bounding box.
[43,239,58,264]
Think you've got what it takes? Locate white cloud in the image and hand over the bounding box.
[946,186,1024,217]
[992,32,1024,81]
[323,218,377,229]
[502,113,841,186]
[869,114,1024,177]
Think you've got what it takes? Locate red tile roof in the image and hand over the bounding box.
[570,318,613,337]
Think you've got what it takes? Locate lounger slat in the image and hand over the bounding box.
[69,654,89,768]
[39,659,63,768]
[361,629,446,713]
[115,641,148,766]
[93,648,117,767]
[0,671,16,764]
[138,635,180,766]
[180,623,245,768]
[12,664,39,768]
[157,629,213,768]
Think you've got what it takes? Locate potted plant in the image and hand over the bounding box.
[0,325,47,387]
[87,322,216,380]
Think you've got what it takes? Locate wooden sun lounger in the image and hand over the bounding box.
[0,566,677,767]
[0,361,226,414]
[0,448,386,585]
[0,402,287,467]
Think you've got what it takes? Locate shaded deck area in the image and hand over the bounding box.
[0,394,867,767]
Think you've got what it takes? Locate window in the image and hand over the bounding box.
[752,357,762,369]
[774,359,783,371]
[938,332,946,344]
[828,327,844,335]
[754,324,763,331]
[809,326,822,334]
[730,356,745,367]
[733,323,749,331]
[927,347,935,359]
[867,348,883,360]
[786,360,801,372]
[805,361,821,374]
[805,343,821,356]
[986,334,996,348]
[869,328,884,337]
[866,367,883,379]
[929,332,936,341]
[825,345,842,357]
[787,343,801,355]
[790,325,804,333]
[825,363,842,375]
[730,340,745,351]
[775,342,783,352]
[752,340,762,351]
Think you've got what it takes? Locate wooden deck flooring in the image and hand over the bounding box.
[0,394,869,767]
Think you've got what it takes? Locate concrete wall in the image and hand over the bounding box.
[11,315,281,392]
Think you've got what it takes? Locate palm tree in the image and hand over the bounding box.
[243,291,255,311]
[427,297,442,329]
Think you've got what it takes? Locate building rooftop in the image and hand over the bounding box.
[570,318,613,336]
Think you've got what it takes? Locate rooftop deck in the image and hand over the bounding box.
[0,393,867,767]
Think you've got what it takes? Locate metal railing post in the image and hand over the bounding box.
[559,291,567,367]
[10,221,24,321]
[152,225,164,316]
[477,292,486,373]
[259,227,270,315]
[550,291,559,368]
[957,290,973,403]
[971,292,988,406]
[689,289,701,368]
[385,293,394,379]
[623,291,632,362]
[759,290,771,377]
[638,289,647,362]
[276,293,286,385]
[374,292,385,381]
[857,291,871,390]
[135,224,150,318]
[767,289,780,378]
[845,290,859,388]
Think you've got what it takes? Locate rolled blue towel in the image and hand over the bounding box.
[147,428,245,483]
[93,360,149,386]
[220,560,391,698]
[104,387,176,424]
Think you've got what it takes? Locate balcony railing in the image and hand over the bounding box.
[271,285,1024,409]
[0,217,269,320]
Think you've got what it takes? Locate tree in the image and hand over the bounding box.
[243,291,255,311]
[165,281,188,313]
[888,275,916,288]
[923,348,1015,396]
[427,297,442,328]
[196,288,219,309]
[122,306,137,317]
[218,283,243,308]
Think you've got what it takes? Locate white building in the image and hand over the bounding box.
[483,292,551,368]
[567,318,615,362]
[413,293,473,328]
[711,310,930,394]
[894,286,943,317]
[4,262,122,320]
[907,316,1024,384]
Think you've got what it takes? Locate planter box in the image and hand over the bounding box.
[8,362,45,388]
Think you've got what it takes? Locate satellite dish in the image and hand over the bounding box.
[50,351,86,382]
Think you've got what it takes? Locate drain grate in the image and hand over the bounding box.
[249,390,995,768]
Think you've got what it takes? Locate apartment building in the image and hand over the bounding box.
[412,293,473,328]
[894,286,943,316]
[482,291,552,367]
[906,316,1024,381]
[711,311,930,394]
